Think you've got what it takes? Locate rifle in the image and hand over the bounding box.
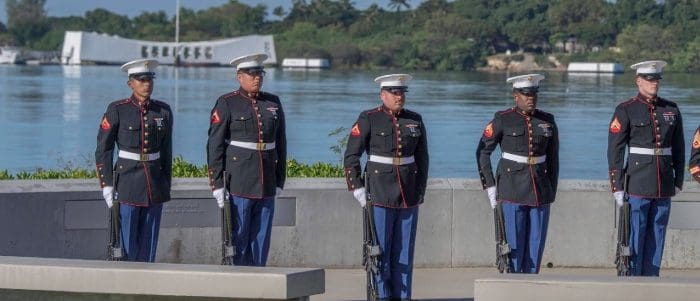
[494,202,511,273]
[615,174,631,276]
[221,170,235,265]
[107,171,124,261]
[363,174,381,301]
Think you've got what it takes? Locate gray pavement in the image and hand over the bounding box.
[313,267,700,301]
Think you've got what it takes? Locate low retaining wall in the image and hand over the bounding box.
[1,178,700,268]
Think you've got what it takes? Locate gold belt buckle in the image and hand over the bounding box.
[527,157,536,165]
[256,143,266,151]
[393,157,402,165]
[654,148,662,155]
[140,153,148,161]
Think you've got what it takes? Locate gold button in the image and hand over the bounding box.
[398,138,402,141]
[258,122,263,126]
[656,142,661,146]
[529,151,534,155]
[612,180,616,183]
[143,117,148,121]
[381,132,385,135]
[259,139,263,142]
[119,165,123,169]
[398,152,403,156]
[397,130,401,134]
[129,126,133,130]
[145,132,149,136]
[529,130,533,134]
[144,148,148,152]
[252,100,257,104]
[257,114,261,118]
[507,168,511,172]
[351,185,355,188]
[259,131,263,135]
[635,162,639,165]
[240,117,245,120]
[145,124,149,128]
[254,107,259,111]
[374,170,378,173]
[529,137,533,141]
[144,140,149,144]
[398,145,403,149]
[102,182,106,186]
[233,156,237,160]
[98,166,102,170]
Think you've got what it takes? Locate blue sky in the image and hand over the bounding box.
[0,0,407,24]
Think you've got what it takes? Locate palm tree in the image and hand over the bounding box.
[388,0,411,12]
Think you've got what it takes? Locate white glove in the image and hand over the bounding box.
[276,187,283,198]
[675,186,682,195]
[213,188,227,208]
[486,186,497,209]
[353,187,367,207]
[613,191,625,207]
[102,186,114,208]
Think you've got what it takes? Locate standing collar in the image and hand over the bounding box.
[129,95,150,108]
[381,105,404,116]
[239,87,259,99]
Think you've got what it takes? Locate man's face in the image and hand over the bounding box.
[513,91,537,114]
[636,76,660,98]
[237,69,265,93]
[127,76,154,100]
[380,88,406,113]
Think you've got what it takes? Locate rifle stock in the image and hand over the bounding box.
[494,203,510,273]
[107,171,124,261]
[363,173,381,301]
[615,174,631,276]
[221,170,235,265]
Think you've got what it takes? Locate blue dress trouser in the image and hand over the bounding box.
[120,203,163,262]
[373,206,419,300]
[628,196,671,276]
[502,202,550,274]
[231,195,275,266]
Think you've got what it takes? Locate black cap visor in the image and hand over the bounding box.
[382,86,408,93]
[638,73,662,81]
[130,72,155,81]
[514,87,539,95]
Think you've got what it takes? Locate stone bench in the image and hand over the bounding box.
[475,274,700,301]
[0,256,324,300]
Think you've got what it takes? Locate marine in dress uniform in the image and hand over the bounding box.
[688,127,700,185]
[476,74,559,274]
[607,60,684,276]
[344,74,429,301]
[95,59,173,262]
[206,53,286,267]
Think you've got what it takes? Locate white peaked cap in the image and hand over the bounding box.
[230,53,268,70]
[374,74,412,87]
[120,59,158,75]
[630,60,667,75]
[506,74,545,89]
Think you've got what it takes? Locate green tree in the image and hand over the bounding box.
[0,21,7,33]
[133,11,173,41]
[272,6,286,18]
[388,0,411,12]
[6,0,49,46]
[84,9,133,37]
[616,24,677,65]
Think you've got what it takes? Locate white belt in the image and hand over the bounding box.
[118,150,160,161]
[629,147,672,156]
[229,140,276,151]
[502,152,546,165]
[369,155,415,165]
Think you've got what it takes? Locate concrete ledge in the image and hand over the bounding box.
[0,256,324,300]
[474,274,700,301]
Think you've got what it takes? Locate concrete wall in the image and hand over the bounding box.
[2,178,700,268]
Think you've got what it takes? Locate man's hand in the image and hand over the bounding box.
[353,187,367,207]
[486,186,497,209]
[102,186,114,208]
[613,191,625,207]
[213,188,227,208]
